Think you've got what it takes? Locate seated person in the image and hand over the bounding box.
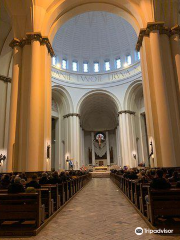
[124,170,138,180]
[168,171,180,182]
[48,171,61,184]
[8,177,25,193]
[0,174,11,189]
[26,174,41,189]
[150,169,171,189]
[39,172,49,184]
[59,171,67,182]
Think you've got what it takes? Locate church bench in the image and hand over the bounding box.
[0,193,44,230]
[134,182,141,208]
[68,180,73,198]
[64,181,69,201]
[41,184,60,211]
[147,187,180,226]
[130,180,137,203]
[139,183,149,215]
[58,183,65,205]
[37,188,52,218]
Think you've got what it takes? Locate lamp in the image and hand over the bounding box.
[0,154,6,166]
[66,156,70,162]
[149,141,154,158]
[47,145,51,159]
[133,153,136,159]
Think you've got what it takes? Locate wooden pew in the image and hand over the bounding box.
[147,187,180,225]
[37,188,52,218]
[139,183,149,216]
[0,193,44,232]
[58,183,65,206]
[41,184,60,211]
[63,181,69,201]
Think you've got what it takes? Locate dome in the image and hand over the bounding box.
[53,11,138,74]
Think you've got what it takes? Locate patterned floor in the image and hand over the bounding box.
[3,178,180,240]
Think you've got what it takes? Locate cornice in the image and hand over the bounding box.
[118,110,135,116]
[0,75,11,83]
[63,113,80,118]
[9,33,55,57]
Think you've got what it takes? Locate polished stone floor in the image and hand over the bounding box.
[4,178,180,240]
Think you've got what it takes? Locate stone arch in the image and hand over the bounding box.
[42,0,154,43]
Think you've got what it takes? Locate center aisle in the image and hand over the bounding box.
[23,179,177,240]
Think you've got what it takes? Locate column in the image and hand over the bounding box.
[170,26,180,97]
[7,41,22,172]
[116,126,122,167]
[8,33,53,172]
[91,132,95,166]
[118,111,137,168]
[137,22,180,167]
[81,128,85,166]
[149,28,177,166]
[106,131,110,166]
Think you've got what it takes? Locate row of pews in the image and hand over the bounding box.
[110,173,180,234]
[0,174,91,236]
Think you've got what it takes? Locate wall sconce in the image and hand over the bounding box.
[0,154,6,166]
[47,145,51,159]
[133,153,136,160]
[149,141,154,158]
[66,156,70,162]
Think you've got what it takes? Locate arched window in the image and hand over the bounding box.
[116,58,121,69]
[94,62,99,72]
[83,62,88,72]
[72,61,78,71]
[105,61,110,71]
[62,59,67,69]
[126,55,131,65]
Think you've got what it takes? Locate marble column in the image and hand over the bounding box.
[106,131,110,166]
[91,132,95,166]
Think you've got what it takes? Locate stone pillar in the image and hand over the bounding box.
[106,131,110,166]
[170,26,180,96]
[137,22,180,167]
[8,33,54,172]
[116,126,122,167]
[7,41,22,172]
[118,111,137,168]
[81,128,85,166]
[91,132,95,166]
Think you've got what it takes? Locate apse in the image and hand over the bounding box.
[79,93,118,131]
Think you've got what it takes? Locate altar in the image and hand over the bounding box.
[94,166,108,171]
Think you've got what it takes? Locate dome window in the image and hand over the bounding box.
[94,62,99,73]
[116,58,121,69]
[52,56,57,66]
[62,59,67,69]
[137,51,140,60]
[83,62,88,73]
[72,61,78,71]
[105,61,110,71]
[126,55,132,65]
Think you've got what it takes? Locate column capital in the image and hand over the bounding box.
[63,113,80,118]
[9,33,55,57]
[136,22,170,51]
[170,25,180,37]
[118,110,135,116]
[0,75,11,83]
